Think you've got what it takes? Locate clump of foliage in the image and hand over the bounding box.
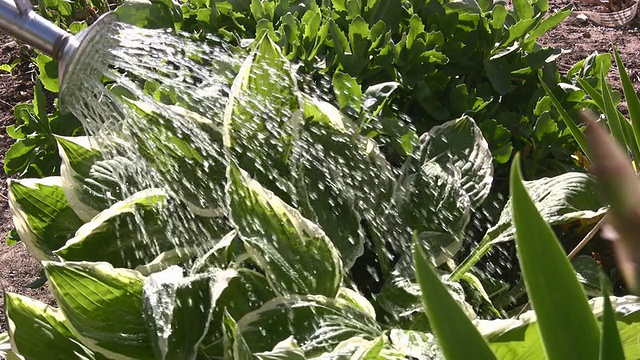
[3,0,640,358]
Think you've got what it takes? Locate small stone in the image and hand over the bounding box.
[583,32,592,38]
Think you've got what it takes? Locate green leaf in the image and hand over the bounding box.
[333,71,363,112]
[54,189,177,269]
[56,136,128,221]
[336,287,376,319]
[393,162,471,264]
[223,33,302,201]
[572,255,612,297]
[387,329,441,359]
[7,176,84,261]
[200,268,276,357]
[115,0,179,28]
[614,47,640,154]
[290,121,369,269]
[44,261,154,359]
[510,154,600,359]
[512,0,534,20]
[142,266,237,360]
[35,53,59,93]
[540,78,591,161]
[413,241,497,360]
[484,58,511,95]
[4,293,102,360]
[483,171,605,245]
[227,163,343,297]
[601,67,629,158]
[237,295,382,356]
[599,286,625,359]
[223,311,252,360]
[417,115,494,208]
[254,337,306,360]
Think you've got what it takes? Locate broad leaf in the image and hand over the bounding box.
[417,115,493,208]
[237,295,382,356]
[200,269,276,357]
[54,189,176,269]
[290,121,367,269]
[413,242,497,360]
[483,171,606,245]
[254,337,306,360]
[4,293,102,360]
[222,311,252,360]
[510,155,600,359]
[599,286,625,360]
[392,161,471,264]
[56,135,131,221]
[7,176,84,261]
[227,164,343,297]
[43,261,153,359]
[387,329,441,359]
[223,33,302,200]
[142,266,237,360]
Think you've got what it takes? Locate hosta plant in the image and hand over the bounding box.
[1,18,634,359]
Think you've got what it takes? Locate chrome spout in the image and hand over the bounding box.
[0,0,73,59]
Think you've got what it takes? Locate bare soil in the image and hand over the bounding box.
[0,32,55,334]
[1,1,640,334]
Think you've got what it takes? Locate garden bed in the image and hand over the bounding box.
[1,0,640,334]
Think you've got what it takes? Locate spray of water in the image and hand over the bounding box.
[58,18,513,320]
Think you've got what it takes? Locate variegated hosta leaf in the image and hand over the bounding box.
[481,296,640,358]
[142,266,237,360]
[227,164,343,297]
[122,100,229,215]
[7,176,84,261]
[254,337,306,360]
[336,287,376,319]
[375,262,476,331]
[309,336,405,360]
[484,172,607,245]
[222,311,252,360]
[416,115,493,208]
[390,161,471,265]
[56,135,132,221]
[189,231,244,273]
[4,293,101,360]
[223,33,302,201]
[572,255,613,297]
[200,269,276,357]
[55,189,231,270]
[292,100,396,268]
[387,329,442,359]
[290,123,365,270]
[43,261,153,359]
[54,189,174,269]
[237,295,383,357]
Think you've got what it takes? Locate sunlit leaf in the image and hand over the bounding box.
[228,164,342,297]
[238,295,382,357]
[44,261,154,359]
[510,154,600,359]
[7,176,84,261]
[4,293,102,360]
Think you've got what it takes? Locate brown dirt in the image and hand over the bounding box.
[0,31,55,334]
[0,0,640,335]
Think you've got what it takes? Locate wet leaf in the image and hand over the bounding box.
[4,293,102,360]
[43,261,154,359]
[7,176,84,261]
[227,164,343,297]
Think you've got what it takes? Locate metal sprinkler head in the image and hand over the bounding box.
[0,0,115,85]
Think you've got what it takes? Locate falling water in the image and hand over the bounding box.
[57,16,512,317]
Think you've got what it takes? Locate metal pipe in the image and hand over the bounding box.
[0,0,72,59]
